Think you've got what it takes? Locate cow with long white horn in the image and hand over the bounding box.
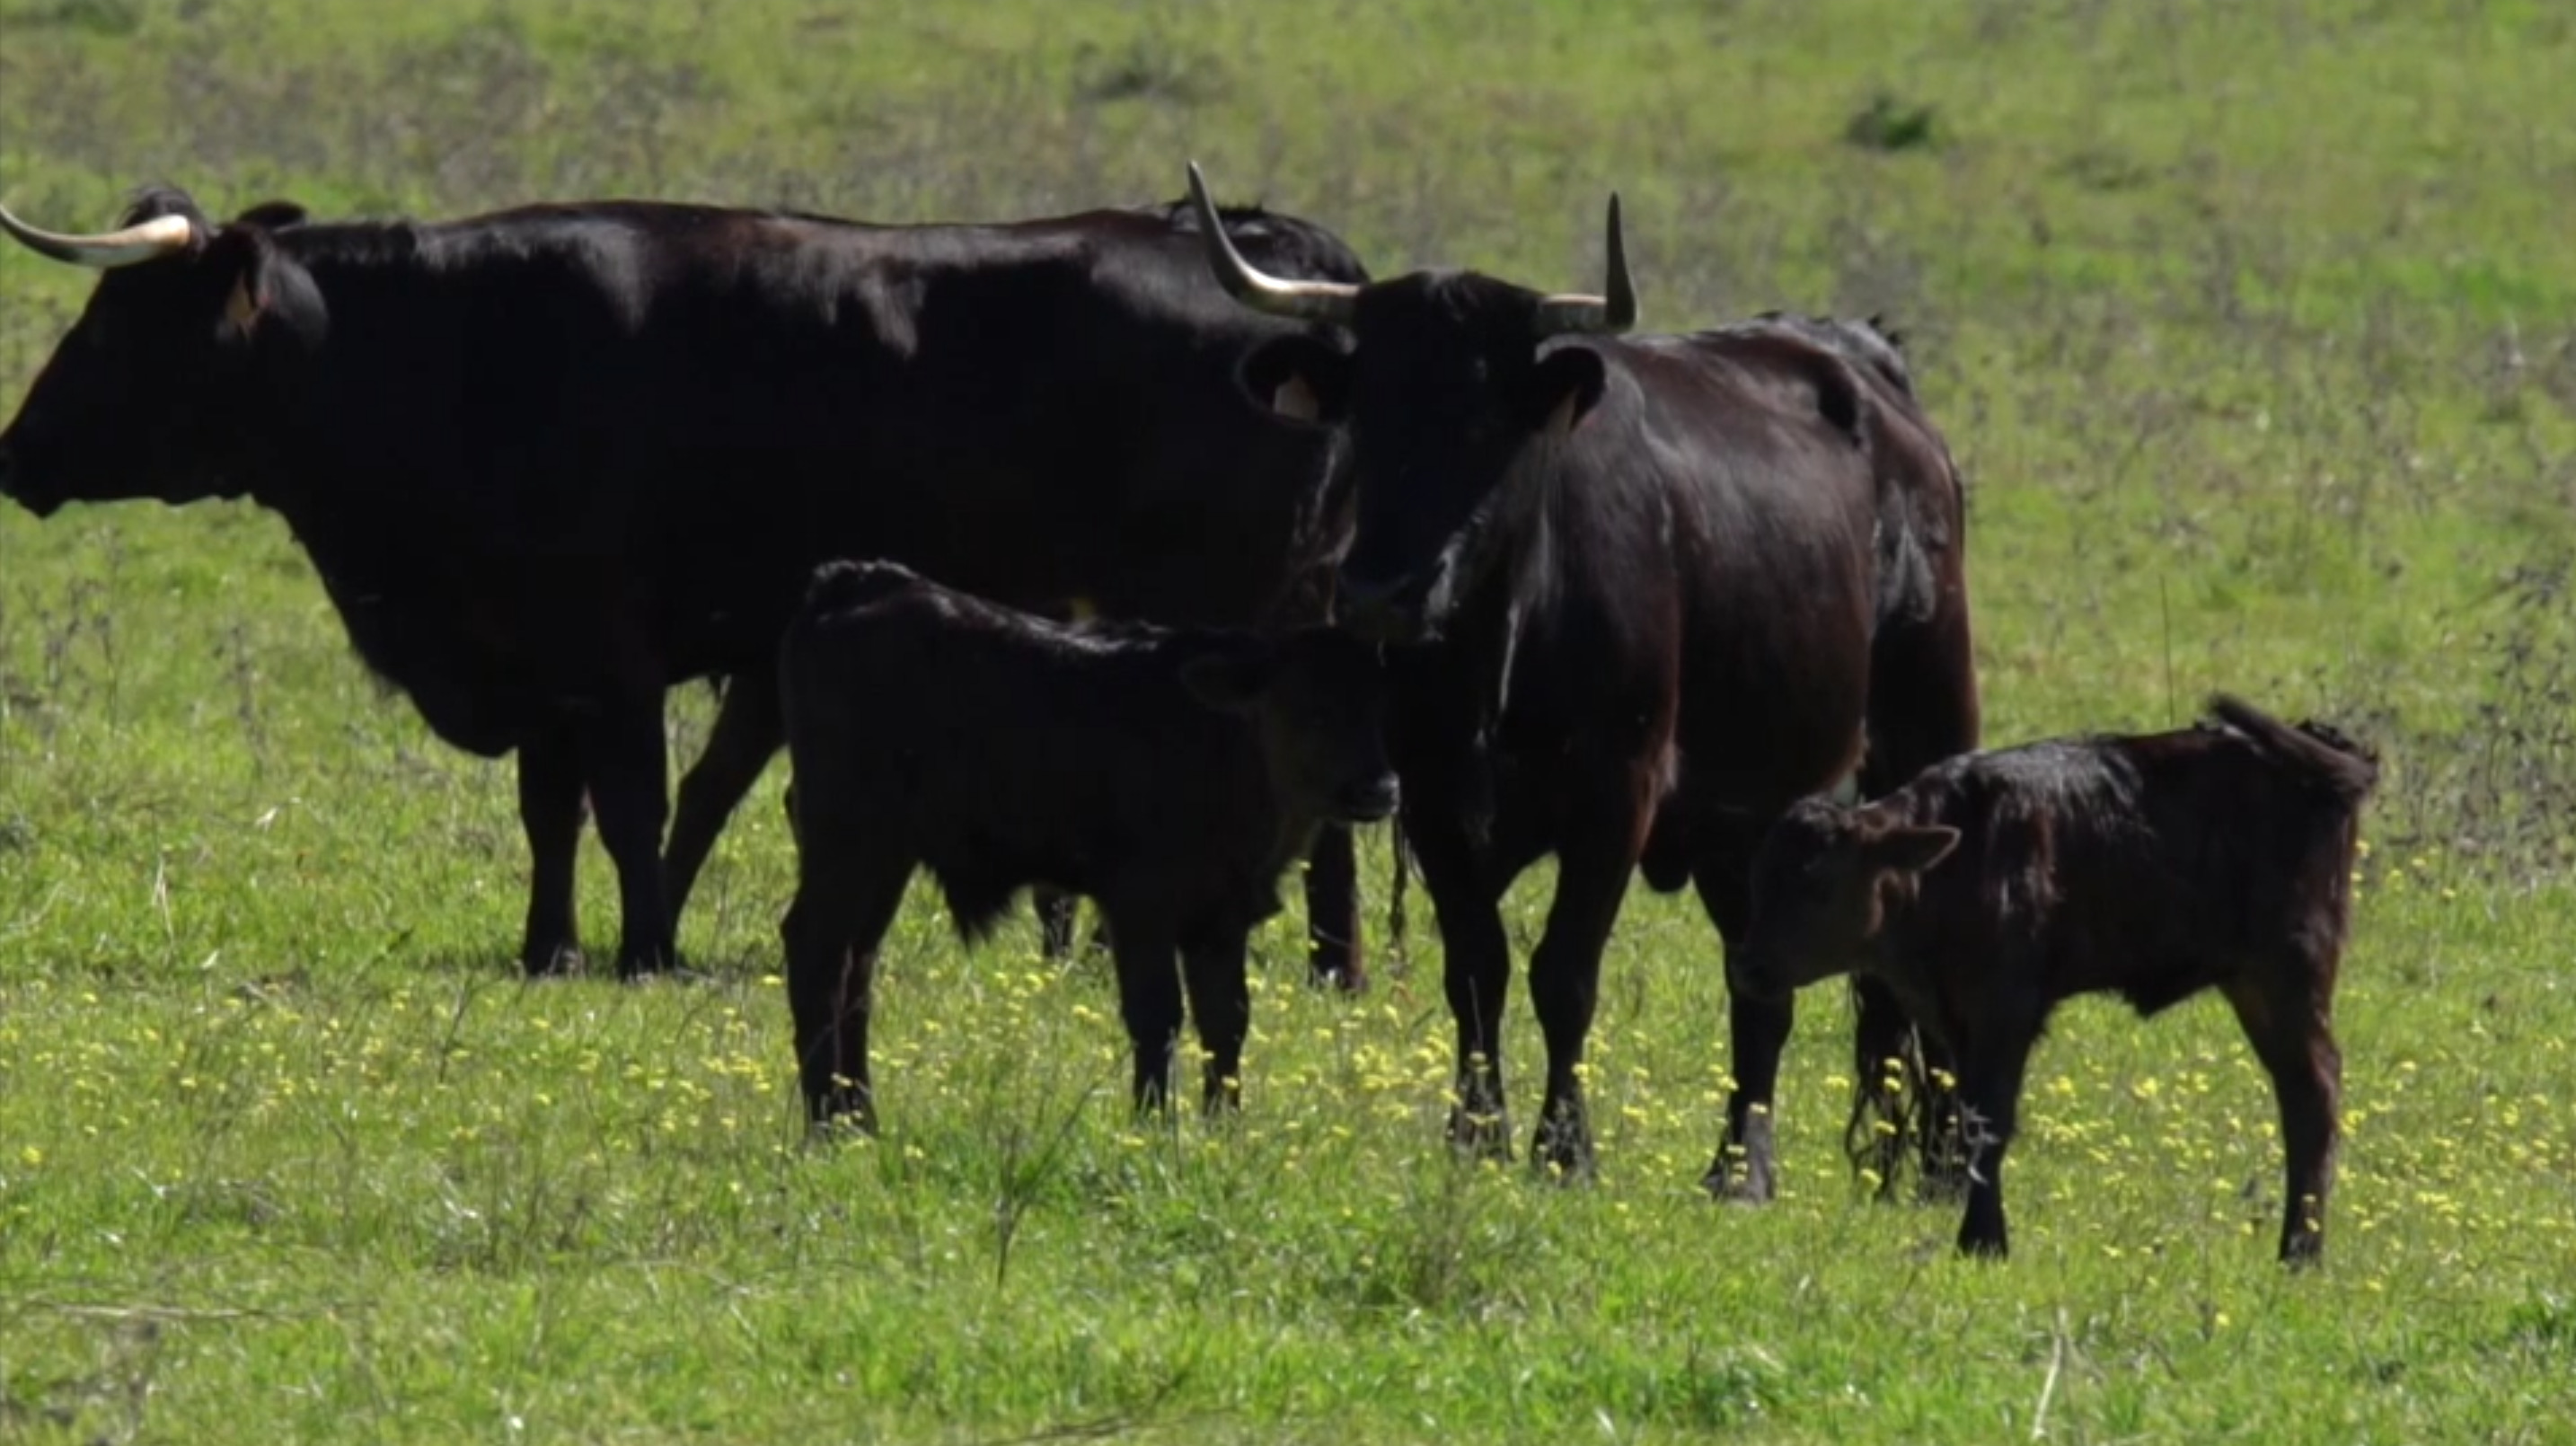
[0,179,1383,987]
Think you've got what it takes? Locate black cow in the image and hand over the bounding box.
[0,186,1373,982]
[1732,696,2378,1264]
[778,560,1398,1126]
[1184,164,1981,1192]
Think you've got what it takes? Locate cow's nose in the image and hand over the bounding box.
[0,440,16,499]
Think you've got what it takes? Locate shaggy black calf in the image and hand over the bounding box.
[778,560,1398,1129]
[1734,695,2377,1265]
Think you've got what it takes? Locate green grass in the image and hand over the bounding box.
[4,0,2576,1441]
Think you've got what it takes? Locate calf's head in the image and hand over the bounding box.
[0,187,323,517]
[1734,796,1960,1000]
[1180,627,1398,825]
[1186,163,1633,645]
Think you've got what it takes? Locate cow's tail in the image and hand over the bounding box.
[2206,694,2379,803]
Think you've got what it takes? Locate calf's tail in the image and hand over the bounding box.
[2205,693,2379,803]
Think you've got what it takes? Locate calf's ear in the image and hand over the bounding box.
[1179,641,1284,713]
[1238,336,1352,426]
[1521,346,1608,434]
[1866,824,1960,874]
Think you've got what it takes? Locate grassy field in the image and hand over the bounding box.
[4,0,2575,1441]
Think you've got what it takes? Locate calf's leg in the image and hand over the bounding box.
[2223,974,2342,1266]
[1180,932,1253,1113]
[516,724,587,976]
[662,667,783,939]
[1954,1027,2038,1259]
[578,696,677,979]
[1694,848,1790,1202]
[1302,823,1365,992]
[1104,913,1186,1114]
[781,850,912,1131]
[1035,888,1083,961]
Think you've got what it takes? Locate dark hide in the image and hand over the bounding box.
[776,560,1397,1127]
[1225,266,1979,1190]
[1734,694,2378,1264]
[0,186,1374,981]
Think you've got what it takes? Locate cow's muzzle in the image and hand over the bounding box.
[1336,566,1440,646]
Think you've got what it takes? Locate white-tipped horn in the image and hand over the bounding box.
[1531,191,1636,338]
[0,197,197,269]
[1185,162,1359,323]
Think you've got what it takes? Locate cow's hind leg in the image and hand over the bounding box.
[1860,598,1981,1198]
[1693,837,1789,1202]
[663,666,784,945]
[516,723,587,976]
[580,695,676,979]
[1850,976,1965,1201]
[782,849,912,1133]
[2222,970,2342,1266]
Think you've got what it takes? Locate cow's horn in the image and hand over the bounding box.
[1531,192,1636,338]
[1186,162,1359,323]
[0,197,197,269]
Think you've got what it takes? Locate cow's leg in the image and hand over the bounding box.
[516,723,587,976]
[782,849,912,1132]
[578,695,676,979]
[2223,972,2342,1266]
[1527,817,1643,1180]
[1954,1026,2037,1259]
[662,666,784,942]
[1404,807,1513,1159]
[1180,931,1252,1114]
[1694,845,1791,1203]
[1861,604,1981,1197]
[1302,823,1365,992]
[1103,911,1185,1115]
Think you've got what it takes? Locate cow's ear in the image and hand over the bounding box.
[1239,335,1351,426]
[1179,640,1284,713]
[1866,824,1959,875]
[1522,346,1608,433]
[202,225,323,349]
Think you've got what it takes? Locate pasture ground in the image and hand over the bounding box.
[3,2,2573,1441]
